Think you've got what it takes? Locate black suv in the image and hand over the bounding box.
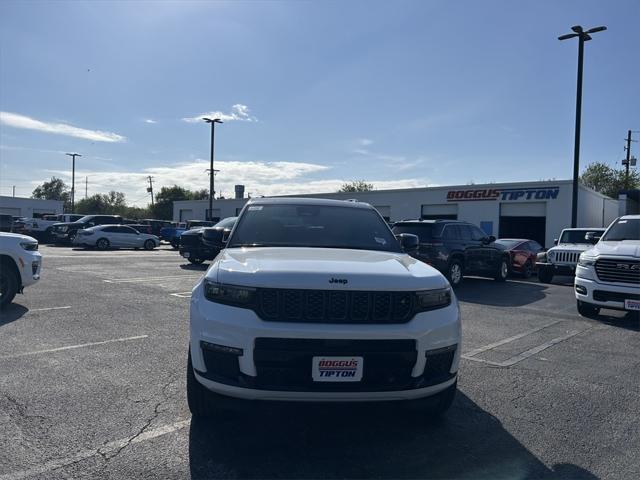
[179,217,237,265]
[51,215,124,243]
[392,220,510,286]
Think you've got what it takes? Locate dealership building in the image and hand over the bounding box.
[0,196,64,218]
[173,180,620,248]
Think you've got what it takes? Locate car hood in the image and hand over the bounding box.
[0,232,37,243]
[209,247,448,290]
[585,240,640,258]
[550,244,592,252]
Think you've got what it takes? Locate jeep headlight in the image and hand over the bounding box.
[578,255,596,267]
[204,280,255,305]
[415,287,452,311]
[547,251,555,262]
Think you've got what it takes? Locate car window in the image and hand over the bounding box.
[528,241,543,252]
[602,218,639,241]
[469,225,486,241]
[117,226,137,234]
[102,226,118,233]
[443,225,460,241]
[458,225,473,241]
[392,223,444,242]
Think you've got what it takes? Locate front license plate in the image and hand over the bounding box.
[624,299,640,311]
[312,356,363,382]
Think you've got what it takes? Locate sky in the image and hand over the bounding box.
[0,0,638,206]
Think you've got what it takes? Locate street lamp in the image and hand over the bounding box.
[203,118,223,221]
[65,153,82,213]
[558,25,606,227]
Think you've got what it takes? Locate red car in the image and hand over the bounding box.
[494,238,544,278]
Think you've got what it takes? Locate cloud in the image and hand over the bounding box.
[357,138,373,147]
[143,119,157,124]
[0,112,126,142]
[42,158,427,207]
[182,104,258,123]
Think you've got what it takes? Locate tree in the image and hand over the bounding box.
[32,177,71,211]
[581,162,640,198]
[75,191,129,216]
[338,180,374,193]
[150,185,193,220]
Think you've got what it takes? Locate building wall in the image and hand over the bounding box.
[0,196,64,217]
[173,180,617,248]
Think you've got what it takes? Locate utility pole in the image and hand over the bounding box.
[12,186,15,197]
[65,153,82,213]
[203,117,223,220]
[622,130,639,190]
[85,176,88,199]
[558,25,606,227]
[147,176,155,205]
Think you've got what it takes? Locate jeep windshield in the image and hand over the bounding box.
[559,230,604,244]
[601,218,640,241]
[227,204,401,252]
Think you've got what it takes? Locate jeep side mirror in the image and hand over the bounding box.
[554,238,558,245]
[396,233,419,253]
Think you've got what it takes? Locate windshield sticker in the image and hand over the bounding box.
[374,237,387,245]
[248,206,263,211]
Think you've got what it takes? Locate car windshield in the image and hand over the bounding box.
[227,204,400,252]
[494,239,523,249]
[214,217,237,229]
[392,223,445,242]
[75,216,95,223]
[601,218,640,241]
[559,230,603,244]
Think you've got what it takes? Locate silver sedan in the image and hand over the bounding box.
[73,225,160,250]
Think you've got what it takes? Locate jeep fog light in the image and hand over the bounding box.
[416,287,451,311]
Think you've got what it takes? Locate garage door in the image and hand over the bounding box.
[179,209,194,221]
[499,202,546,246]
[421,204,458,220]
[0,207,21,215]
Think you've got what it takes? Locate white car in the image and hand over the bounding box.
[73,225,160,250]
[0,232,42,308]
[188,198,461,418]
[575,215,640,317]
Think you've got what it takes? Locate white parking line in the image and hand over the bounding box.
[0,419,191,480]
[29,306,72,312]
[103,274,201,283]
[462,320,561,358]
[170,292,192,298]
[0,335,149,360]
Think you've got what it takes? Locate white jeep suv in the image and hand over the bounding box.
[0,232,42,308]
[575,215,640,318]
[188,198,461,417]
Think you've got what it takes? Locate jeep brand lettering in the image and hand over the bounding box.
[446,187,560,202]
[329,277,348,284]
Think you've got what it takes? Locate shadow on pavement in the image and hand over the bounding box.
[188,391,594,479]
[455,278,548,307]
[592,311,639,332]
[180,264,209,271]
[0,304,28,325]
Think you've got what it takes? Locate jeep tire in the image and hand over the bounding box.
[447,259,464,287]
[0,266,19,309]
[538,267,553,284]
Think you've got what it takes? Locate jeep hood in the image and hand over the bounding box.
[209,247,448,290]
[586,240,640,258]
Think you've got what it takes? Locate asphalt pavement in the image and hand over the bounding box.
[0,244,638,479]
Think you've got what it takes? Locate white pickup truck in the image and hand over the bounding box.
[27,214,83,240]
[0,233,42,308]
[575,215,640,318]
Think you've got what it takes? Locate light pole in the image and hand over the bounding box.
[203,117,223,221]
[66,153,82,213]
[558,25,606,227]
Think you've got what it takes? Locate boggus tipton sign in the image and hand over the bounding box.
[446,187,560,202]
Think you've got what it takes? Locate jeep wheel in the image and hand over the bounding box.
[577,300,600,318]
[0,267,19,309]
[96,238,110,250]
[187,349,230,418]
[188,257,205,265]
[538,268,553,284]
[494,257,509,282]
[522,261,533,279]
[170,239,179,249]
[447,259,464,287]
[68,232,76,243]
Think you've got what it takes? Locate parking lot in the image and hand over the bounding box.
[0,244,638,480]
